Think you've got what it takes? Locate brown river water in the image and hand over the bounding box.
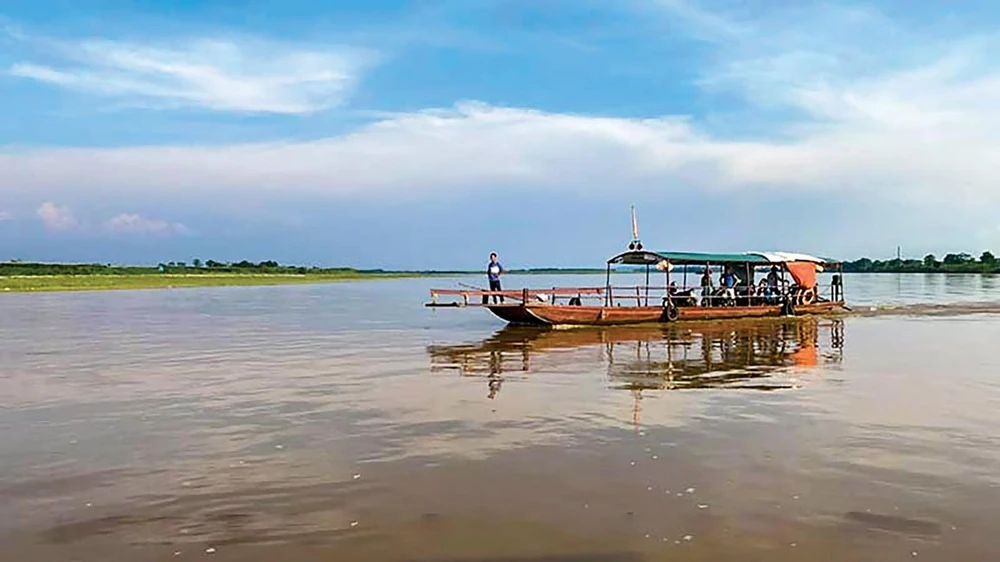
[2,273,1000,561]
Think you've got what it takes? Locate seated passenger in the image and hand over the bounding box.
[764,265,781,302]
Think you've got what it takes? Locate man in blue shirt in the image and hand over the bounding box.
[487,252,504,303]
[721,266,737,303]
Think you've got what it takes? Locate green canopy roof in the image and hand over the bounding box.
[607,250,839,266]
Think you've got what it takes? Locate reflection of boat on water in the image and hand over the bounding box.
[427,316,845,397]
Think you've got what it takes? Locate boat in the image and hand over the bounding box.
[426,208,848,326]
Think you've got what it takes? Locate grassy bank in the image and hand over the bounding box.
[0,272,427,293]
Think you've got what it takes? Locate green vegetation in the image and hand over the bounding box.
[0,260,436,293]
[0,259,608,293]
[843,251,1000,273]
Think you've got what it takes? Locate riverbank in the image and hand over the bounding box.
[0,272,426,293]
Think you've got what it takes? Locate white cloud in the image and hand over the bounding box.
[1,85,999,208]
[6,29,376,114]
[1,3,999,211]
[103,213,189,235]
[36,202,77,231]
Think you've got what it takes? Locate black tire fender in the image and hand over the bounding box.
[664,304,680,322]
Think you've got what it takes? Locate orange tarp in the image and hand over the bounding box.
[786,261,817,289]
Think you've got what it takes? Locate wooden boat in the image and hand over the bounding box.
[426,209,847,327]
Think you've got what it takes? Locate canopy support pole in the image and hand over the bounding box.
[644,264,650,306]
[605,263,612,307]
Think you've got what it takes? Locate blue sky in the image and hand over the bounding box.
[2,0,1000,269]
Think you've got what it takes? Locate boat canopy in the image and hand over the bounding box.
[607,250,840,266]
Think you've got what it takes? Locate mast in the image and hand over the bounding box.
[628,205,642,251]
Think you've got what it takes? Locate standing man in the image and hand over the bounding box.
[721,265,737,304]
[487,252,504,303]
[699,265,713,306]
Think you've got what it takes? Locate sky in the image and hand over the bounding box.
[2,0,1000,269]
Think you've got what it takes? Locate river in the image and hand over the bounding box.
[2,273,999,561]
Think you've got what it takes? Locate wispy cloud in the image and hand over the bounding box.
[36,202,77,231]
[104,213,189,235]
[650,0,748,41]
[5,28,377,114]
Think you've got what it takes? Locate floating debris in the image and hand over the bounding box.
[683,535,693,541]
[790,543,797,548]
[912,552,918,557]
[630,461,636,466]
[275,445,284,450]
[85,503,92,508]
[644,534,650,539]
[698,504,708,509]
[353,474,361,480]
[652,455,659,460]
[350,521,359,528]
[206,547,216,554]
[647,486,653,491]
[685,488,695,494]
[793,495,800,500]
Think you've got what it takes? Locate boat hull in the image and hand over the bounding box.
[488,301,845,326]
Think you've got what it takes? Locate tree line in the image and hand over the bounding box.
[842,251,999,273]
[0,260,381,276]
[4,253,999,277]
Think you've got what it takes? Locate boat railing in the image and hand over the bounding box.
[427,276,844,308]
[427,287,606,307]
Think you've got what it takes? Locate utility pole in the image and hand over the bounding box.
[897,246,901,261]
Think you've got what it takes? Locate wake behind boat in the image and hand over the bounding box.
[426,208,848,326]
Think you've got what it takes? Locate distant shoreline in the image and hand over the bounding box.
[2,259,997,293]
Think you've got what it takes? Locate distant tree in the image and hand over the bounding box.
[943,253,973,265]
[192,258,202,268]
[981,251,996,265]
[923,254,938,268]
[205,260,221,268]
